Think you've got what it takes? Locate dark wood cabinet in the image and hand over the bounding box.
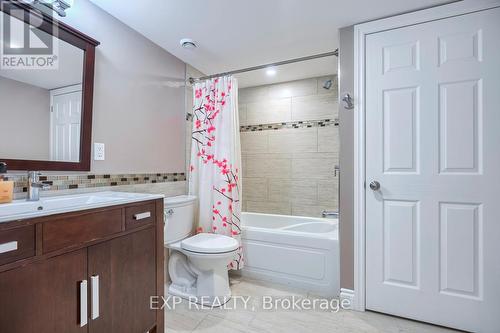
[0,199,164,333]
[88,228,156,333]
[0,249,87,333]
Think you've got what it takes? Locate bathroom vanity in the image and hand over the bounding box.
[0,192,164,333]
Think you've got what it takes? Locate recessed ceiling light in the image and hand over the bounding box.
[180,38,197,49]
[266,68,277,76]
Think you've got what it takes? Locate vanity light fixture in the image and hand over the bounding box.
[31,0,74,17]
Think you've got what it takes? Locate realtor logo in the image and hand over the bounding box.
[1,2,59,69]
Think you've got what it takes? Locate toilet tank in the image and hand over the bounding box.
[164,195,197,245]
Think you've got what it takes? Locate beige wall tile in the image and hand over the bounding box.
[239,86,269,104]
[292,94,337,121]
[268,179,317,204]
[246,98,291,125]
[292,157,336,180]
[245,157,291,178]
[241,131,269,153]
[268,128,318,153]
[238,75,340,218]
[268,78,317,99]
[247,200,291,215]
[242,178,268,201]
[292,203,338,218]
[246,153,293,159]
[318,126,339,153]
[318,179,339,204]
[239,104,248,126]
[292,152,338,160]
[241,156,247,177]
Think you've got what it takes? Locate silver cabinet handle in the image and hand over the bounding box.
[79,280,88,327]
[369,181,381,191]
[91,275,99,320]
[133,211,151,220]
[0,241,17,254]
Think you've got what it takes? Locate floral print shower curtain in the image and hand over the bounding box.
[188,76,243,269]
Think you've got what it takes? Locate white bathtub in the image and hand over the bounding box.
[239,212,339,297]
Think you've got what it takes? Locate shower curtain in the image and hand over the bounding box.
[188,76,243,270]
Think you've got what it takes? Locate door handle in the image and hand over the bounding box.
[91,275,99,320]
[369,181,381,191]
[79,280,88,327]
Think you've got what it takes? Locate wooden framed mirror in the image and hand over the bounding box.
[0,0,99,171]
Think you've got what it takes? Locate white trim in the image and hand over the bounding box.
[50,84,83,96]
[49,84,83,160]
[352,0,500,312]
[340,288,355,310]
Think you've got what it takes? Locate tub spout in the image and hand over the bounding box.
[321,210,339,218]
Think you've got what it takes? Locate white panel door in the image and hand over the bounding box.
[365,8,500,333]
[50,89,82,162]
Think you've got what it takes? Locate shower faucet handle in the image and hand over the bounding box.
[342,93,354,110]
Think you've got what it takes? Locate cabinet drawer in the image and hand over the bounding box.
[43,208,122,253]
[0,225,35,266]
[125,202,155,230]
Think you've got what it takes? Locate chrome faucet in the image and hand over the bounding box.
[27,171,50,201]
[322,210,339,218]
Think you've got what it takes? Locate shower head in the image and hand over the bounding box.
[323,79,333,90]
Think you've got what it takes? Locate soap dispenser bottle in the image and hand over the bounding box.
[0,162,14,204]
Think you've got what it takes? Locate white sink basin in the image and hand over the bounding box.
[0,191,164,223]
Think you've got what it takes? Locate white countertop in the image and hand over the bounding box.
[0,191,164,223]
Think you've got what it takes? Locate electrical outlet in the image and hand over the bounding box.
[94,143,105,161]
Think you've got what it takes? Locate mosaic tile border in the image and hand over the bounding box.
[240,119,339,132]
[4,172,186,194]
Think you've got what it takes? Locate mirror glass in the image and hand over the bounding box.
[0,11,84,162]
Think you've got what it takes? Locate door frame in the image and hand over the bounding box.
[352,0,500,312]
[49,84,83,161]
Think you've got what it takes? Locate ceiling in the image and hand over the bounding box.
[89,0,453,87]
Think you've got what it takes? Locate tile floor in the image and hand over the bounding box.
[165,276,460,333]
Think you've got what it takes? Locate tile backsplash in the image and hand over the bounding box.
[5,172,187,200]
[239,75,339,218]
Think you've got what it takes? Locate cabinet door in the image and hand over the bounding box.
[88,228,156,333]
[0,249,88,333]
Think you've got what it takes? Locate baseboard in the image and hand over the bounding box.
[340,288,355,310]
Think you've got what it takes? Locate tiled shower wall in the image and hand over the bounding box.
[239,75,339,217]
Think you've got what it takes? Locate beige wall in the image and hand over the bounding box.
[239,76,339,217]
[60,0,186,174]
[0,77,50,160]
[339,26,355,290]
[185,65,205,173]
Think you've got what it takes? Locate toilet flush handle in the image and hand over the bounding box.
[165,209,174,219]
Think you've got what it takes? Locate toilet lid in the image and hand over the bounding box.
[181,233,239,254]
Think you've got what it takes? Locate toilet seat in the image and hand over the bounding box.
[181,233,239,254]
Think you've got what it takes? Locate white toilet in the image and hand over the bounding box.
[164,195,239,306]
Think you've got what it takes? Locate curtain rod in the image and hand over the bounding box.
[188,49,338,84]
